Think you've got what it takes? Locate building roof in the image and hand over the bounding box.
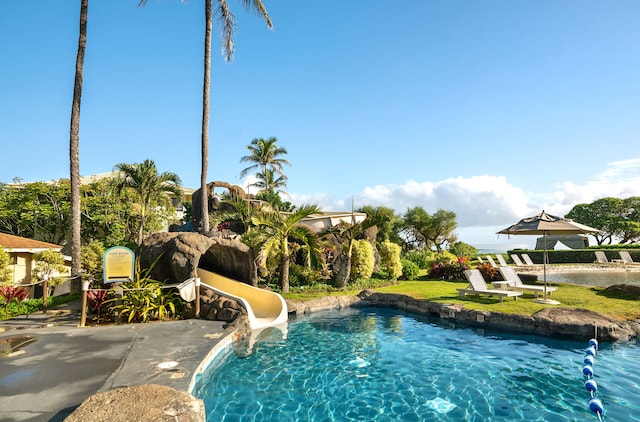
[0,232,62,252]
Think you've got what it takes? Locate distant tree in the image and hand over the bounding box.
[449,241,478,259]
[618,197,640,244]
[251,204,321,293]
[401,207,458,252]
[114,159,182,244]
[566,197,625,245]
[240,137,291,189]
[357,205,399,245]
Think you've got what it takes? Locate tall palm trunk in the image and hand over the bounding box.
[69,0,88,290]
[200,0,212,234]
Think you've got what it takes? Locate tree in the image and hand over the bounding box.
[114,159,183,245]
[69,0,89,288]
[251,168,288,194]
[357,205,400,245]
[566,198,625,245]
[139,0,272,236]
[251,204,322,293]
[240,137,291,189]
[0,247,12,284]
[33,249,68,302]
[400,207,458,253]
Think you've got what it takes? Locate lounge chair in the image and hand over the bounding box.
[496,254,509,266]
[477,256,484,264]
[521,254,537,266]
[498,266,557,297]
[485,255,498,267]
[619,251,640,264]
[594,251,620,265]
[511,254,525,267]
[458,269,522,302]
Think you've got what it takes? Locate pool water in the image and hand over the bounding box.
[193,307,640,421]
[541,271,640,287]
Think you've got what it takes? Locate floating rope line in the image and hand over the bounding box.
[582,324,604,421]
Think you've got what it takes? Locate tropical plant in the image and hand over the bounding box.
[69,0,89,290]
[87,289,109,323]
[321,212,389,288]
[107,260,180,323]
[251,203,322,293]
[240,137,291,189]
[139,0,272,236]
[476,263,498,281]
[0,285,29,315]
[428,256,470,281]
[251,168,288,194]
[114,159,183,244]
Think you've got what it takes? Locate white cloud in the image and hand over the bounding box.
[289,159,640,247]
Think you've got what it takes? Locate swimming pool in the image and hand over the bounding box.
[193,307,640,421]
[541,271,640,287]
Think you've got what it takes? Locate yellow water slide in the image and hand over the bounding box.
[196,268,288,330]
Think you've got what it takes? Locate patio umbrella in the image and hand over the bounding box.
[497,210,600,305]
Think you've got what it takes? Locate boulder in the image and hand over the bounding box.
[65,384,204,422]
[139,232,258,285]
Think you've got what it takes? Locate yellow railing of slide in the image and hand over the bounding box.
[196,268,288,330]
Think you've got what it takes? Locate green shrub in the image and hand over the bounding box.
[350,239,375,281]
[401,259,420,280]
[404,250,434,269]
[449,241,478,259]
[379,241,403,280]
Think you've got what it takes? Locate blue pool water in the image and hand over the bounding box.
[193,307,640,421]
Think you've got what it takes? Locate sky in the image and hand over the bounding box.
[2,1,640,251]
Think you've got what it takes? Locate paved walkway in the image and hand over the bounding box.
[0,301,229,422]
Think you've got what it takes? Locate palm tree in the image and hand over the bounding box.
[114,159,183,245]
[251,204,322,293]
[240,137,291,182]
[69,0,89,289]
[251,168,288,194]
[139,0,272,235]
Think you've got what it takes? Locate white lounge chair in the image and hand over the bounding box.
[477,256,484,264]
[485,256,498,267]
[594,251,620,265]
[521,254,537,266]
[511,254,525,267]
[498,266,557,297]
[619,251,640,264]
[496,254,509,266]
[458,269,522,302]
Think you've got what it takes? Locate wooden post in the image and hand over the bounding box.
[42,275,49,314]
[80,278,89,327]
[195,277,201,318]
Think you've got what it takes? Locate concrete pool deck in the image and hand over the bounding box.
[0,302,229,422]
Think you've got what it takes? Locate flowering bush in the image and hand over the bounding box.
[477,263,499,281]
[0,285,29,314]
[428,256,470,281]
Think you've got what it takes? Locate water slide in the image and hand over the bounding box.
[196,268,288,330]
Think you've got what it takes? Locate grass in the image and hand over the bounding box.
[284,276,640,321]
[0,293,80,321]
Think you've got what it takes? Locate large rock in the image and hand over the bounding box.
[139,232,258,286]
[356,290,640,342]
[65,384,204,422]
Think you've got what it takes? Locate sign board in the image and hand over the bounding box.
[103,246,135,283]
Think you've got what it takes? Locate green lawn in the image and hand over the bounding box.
[285,279,640,321]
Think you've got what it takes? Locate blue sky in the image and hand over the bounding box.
[2,1,640,250]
